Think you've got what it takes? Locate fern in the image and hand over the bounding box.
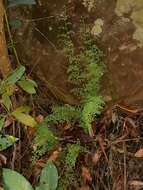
[45,18,104,135]
[32,123,58,162]
[58,143,82,189]
[45,105,81,125]
[66,143,81,168]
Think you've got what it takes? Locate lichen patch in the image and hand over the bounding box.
[91,18,104,36]
[115,0,143,46]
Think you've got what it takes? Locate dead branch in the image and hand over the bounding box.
[0,0,11,77]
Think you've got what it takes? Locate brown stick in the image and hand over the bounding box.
[0,0,11,77]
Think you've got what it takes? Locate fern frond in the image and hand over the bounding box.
[32,124,58,161]
[66,143,81,168]
[83,63,104,97]
[81,96,104,135]
[45,105,81,125]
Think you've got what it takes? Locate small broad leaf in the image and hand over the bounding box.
[39,161,58,190]
[7,0,36,7]
[18,79,37,94]
[0,117,5,131]
[135,148,143,158]
[13,106,31,113]
[6,65,25,85]
[11,111,37,127]
[36,184,50,190]
[2,168,34,190]
[0,134,18,151]
[26,79,38,87]
[2,93,11,111]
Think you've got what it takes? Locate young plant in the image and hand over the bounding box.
[2,161,58,190]
[0,65,37,151]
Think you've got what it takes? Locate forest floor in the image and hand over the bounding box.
[1,0,143,190]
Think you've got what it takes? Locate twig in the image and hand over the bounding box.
[123,142,127,190]
[4,8,20,65]
[109,137,143,145]
[0,1,11,76]
[18,123,21,170]
[11,121,16,170]
[34,27,58,51]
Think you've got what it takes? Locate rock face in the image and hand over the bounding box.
[115,0,143,47]
[11,0,143,105]
[89,0,143,105]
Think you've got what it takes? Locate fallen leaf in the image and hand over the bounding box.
[80,185,90,190]
[98,135,108,162]
[48,147,62,162]
[129,180,143,187]
[36,115,44,123]
[27,127,36,139]
[135,148,143,158]
[82,166,92,182]
[112,176,124,190]
[92,150,101,165]
[63,123,71,130]
[4,117,13,128]
[0,154,7,165]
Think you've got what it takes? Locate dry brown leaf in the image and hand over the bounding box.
[63,123,71,130]
[0,154,7,165]
[98,135,108,162]
[82,166,92,182]
[4,117,13,128]
[92,150,101,165]
[0,187,4,190]
[27,127,36,139]
[48,147,62,161]
[80,185,90,190]
[36,114,44,123]
[129,180,143,187]
[34,147,62,169]
[112,176,124,190]
[135,148,143,158]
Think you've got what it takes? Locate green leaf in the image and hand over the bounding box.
[0,134,18,151]
[36,184,50,190]
[8,0,36,7]
[0,117,5,131]
[2,93,11,111]
[18,79,37,94]
[26,79,38,87]
[39,161,58,190]
[6,65,25,85]
[14,106,31,113]
[11,111,37,127]
[2,168,34,190]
